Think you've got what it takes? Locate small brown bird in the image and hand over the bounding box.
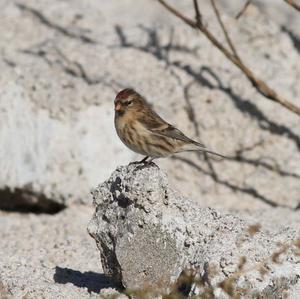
[114,88,225,163]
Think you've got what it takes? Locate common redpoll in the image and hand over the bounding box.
[114,88,225,163]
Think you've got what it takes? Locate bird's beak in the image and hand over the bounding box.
[115,103,121,111]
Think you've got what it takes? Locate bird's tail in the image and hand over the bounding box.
[180,142,226,159]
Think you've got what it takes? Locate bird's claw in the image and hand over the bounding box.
[129,161,143,165]
[132,161,159,171]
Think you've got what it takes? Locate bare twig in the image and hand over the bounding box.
[193,0,202,25]
[235,0,253,19]
[158,0,300,117]
[210,0,239,58]
[284,0,300,12]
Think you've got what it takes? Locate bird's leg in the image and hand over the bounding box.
[145,157,159,168]
[133,156,160,171]
[139,156,149,163]
[147,157,156,163]
[130,156,149,166]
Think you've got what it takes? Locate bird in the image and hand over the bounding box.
[114,88,225,163]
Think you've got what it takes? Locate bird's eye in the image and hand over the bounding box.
[125,100,133,106]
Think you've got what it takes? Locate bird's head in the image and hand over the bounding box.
[114,88,145,116]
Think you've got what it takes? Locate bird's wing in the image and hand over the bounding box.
[138,109,205,147]
[152,125,205,147]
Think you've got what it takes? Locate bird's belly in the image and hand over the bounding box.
[120,134,148,156]
[116,122,149,156]
[116,121,172,157]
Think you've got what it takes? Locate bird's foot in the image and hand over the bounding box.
[131,157,159,171]
[134,162,158,171]
[129,161,142,165]
[129,156,149,166]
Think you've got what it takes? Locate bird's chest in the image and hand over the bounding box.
[115,117,149,155]
[117,123,132,144]
[115,116,132,141]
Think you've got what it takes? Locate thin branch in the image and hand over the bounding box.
[157,0,300,117]
[158,0,197,28]
[210,0,239,58]
[235,0,253,19]
[193,0,202,25]
[283,0,300,12]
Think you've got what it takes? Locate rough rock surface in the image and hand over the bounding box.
[0,0,299,211]
[88,164,300,297]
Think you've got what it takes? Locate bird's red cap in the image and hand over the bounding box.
[115,88,134,100]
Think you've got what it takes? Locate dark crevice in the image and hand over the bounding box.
[117,194,132,208]
[172,270,194,297]
[0,187,65,214]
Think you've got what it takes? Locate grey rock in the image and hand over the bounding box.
[220,0,300,39]
[88,164,300,297]
[0,0,299,212]
[0,58,134,210]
